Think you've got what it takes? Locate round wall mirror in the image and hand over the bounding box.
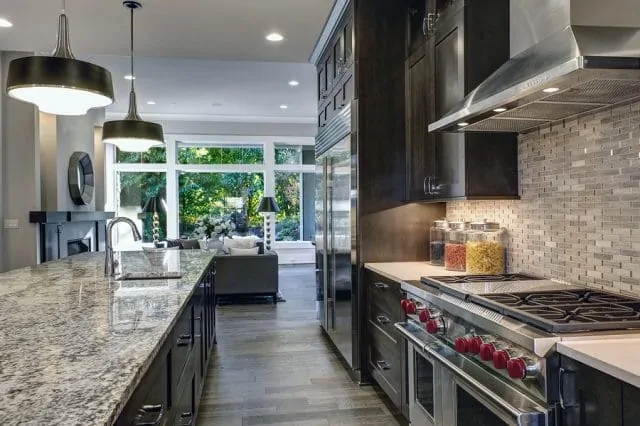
[68,151,95,205]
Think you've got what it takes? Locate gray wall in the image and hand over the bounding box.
[2,51,40,272]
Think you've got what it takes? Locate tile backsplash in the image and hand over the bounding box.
[447,102,640,295]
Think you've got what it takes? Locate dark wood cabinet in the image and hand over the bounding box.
[405,41,437,201]
[426,0,518,200]
[117,263,216,426]
[366,270,408,416]
[316,8,354,131]
[560,356,623,426]
[623,383,640,426]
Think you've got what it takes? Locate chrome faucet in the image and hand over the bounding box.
[105,217,142,277]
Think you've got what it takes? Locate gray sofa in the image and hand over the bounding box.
[213,250,279,302]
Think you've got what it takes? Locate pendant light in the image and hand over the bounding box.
[5,0,114,116]
[102,1,163,153]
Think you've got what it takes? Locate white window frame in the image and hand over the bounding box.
[106,135,315,247]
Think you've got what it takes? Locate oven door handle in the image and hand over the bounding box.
[394,322,427,351]
[420,339,548,425]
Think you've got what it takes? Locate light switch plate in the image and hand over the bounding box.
[4,219,19,229]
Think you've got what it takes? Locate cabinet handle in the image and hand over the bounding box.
[376,360,391,370]
[422,16,428,36]
[426,13,439,34]
[177,412,193,426]
[423,177,429,195]
[376,315,390,325]
[373,282,389,290]
[134,404,163,425]
[559,367,578,410]
[177,334,192,347]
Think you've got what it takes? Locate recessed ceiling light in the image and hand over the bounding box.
[493,107,507,113]
[457,122,469,127]
[288,80,300,87]
[124,75,135,80]
[211,102,223,107]
[0,18,13,28]
[266,33,284,42]
[280,104,288,110]
[543,87,559,93]
[147,100,156,105]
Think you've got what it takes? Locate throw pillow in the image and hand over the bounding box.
[229,247,259,256]
[224,235,260,250]
[179,239,200,250]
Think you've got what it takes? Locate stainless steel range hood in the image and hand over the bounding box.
[429,0,640,133]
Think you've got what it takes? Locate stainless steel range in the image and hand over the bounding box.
[395,274,640,426]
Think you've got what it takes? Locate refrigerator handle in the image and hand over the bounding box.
[323,157,330,331]
[329,157,337,331]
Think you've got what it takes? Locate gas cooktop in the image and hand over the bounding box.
[471,289,640,333]
[426,273,539,283]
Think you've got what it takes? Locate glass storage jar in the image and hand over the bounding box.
[429,220,448,266]
[445,221,468,271]
[466,221,506,274]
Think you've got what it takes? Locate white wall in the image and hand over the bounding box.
[2,51,40,271]
[157,119,316,137]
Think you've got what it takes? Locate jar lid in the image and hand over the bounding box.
[448,221,468,230]
[447,229,467,241]
[469,221,486,231]
[469,220,500,231]
[434,220,448,229]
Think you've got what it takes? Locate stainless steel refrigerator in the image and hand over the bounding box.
[315,102,360,378]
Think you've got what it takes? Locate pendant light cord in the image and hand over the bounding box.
[129,7,135,92]
[61,0,66,14]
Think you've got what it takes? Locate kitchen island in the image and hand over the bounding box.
[0,250,216,425]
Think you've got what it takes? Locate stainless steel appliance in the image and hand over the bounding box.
[395,274,640,426]
[316,102,360,376]
[429,0,640,133]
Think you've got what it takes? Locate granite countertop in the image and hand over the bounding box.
[364,262,467,282]
[557,338,640,389]
[0,250,215,425]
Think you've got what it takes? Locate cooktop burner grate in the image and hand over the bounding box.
[426,273,539,284]
[473,290,640,332]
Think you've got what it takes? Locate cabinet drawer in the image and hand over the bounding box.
[173,367,196,426]
[173,302,194,390]
[368,301,399,350]
[368,338,402,408]
[368,273,403,321]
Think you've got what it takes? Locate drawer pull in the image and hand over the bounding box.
[177,334,192,347]
[374,282,389,290]
[178,411,193,426]
[134,404,163,425]
[376,360,391,371]
[376,315,390,325]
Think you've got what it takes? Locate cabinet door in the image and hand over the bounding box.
[407,0,428,57]
[324,53,334,98]
[560,357,622,426]
[405,42,437,201]
[318,63,326,103]
[332,32,345,82]
[433,9,465,199]
[623,383,640,426]
[344,18,354,66]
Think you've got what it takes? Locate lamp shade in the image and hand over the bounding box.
[142,196,167,214]
[257,196,280,213]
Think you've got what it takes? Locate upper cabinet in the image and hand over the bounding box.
[406,0,519,201]
[316,8,355,131]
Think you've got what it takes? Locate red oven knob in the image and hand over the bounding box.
[405,301,417,314]
[493,350,510,369]
[418,309,441,323]
[426,318,445,335]
[479,343,497,361]
[507,358,535,380]
[454,336,472,353]
[400,299,410,311]
[469,336,484,354]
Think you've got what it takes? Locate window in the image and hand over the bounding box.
[275,144,315,165]
[116,172,167,244]
[178,143,264,164]
[275,172,315,241]
[116,147,166,163]
[178,172,264,238]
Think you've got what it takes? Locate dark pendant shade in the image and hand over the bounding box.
[257,196,280,213]
[142,196,167,214]
[5,14,114,115]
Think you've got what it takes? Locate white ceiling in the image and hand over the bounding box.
[88,55,317,122]
[0,0,333,62]
[0,0,332,121]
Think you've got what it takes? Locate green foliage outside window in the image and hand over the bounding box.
[178,145,263,164]
[275,172,301,241]
[116,147,167,163]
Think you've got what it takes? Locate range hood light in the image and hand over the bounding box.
[542,87,560,93]
[458,122,469,127]
[493,108,507,113]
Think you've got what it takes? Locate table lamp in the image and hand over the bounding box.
[257,196,279,251]
[142,196,167,245]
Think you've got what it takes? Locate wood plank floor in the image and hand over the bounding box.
[197,265,403,426]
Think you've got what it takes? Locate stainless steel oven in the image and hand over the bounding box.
[397,321,549,426]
